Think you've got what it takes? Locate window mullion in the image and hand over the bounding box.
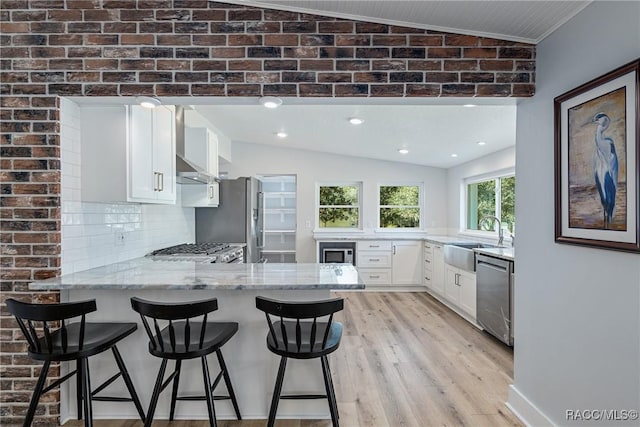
[495,178,501,221]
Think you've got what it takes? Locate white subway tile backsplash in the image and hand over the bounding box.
[60,98,196,275]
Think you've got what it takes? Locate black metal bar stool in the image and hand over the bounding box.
[130,297,241,427]
[255,296,344,427]
[5,298,146,427]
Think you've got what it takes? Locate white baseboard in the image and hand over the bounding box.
[506,384,554,427]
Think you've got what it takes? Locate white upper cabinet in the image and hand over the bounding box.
[181,181,219,207]
[80,104,176,204]
[184,126,219,177]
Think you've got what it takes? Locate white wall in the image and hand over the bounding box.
[60,98,195,274]
[225,142,448,262]
[446,146,515,235]
[511,2,640,426]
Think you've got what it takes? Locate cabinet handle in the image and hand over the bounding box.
[159,172,164,191]
[153,172,159,191]
[393,245,396,255]
[369,244,379,248]
[369,275,380,279]
[208,185,213,199]
[425,259,431,263]
[369,258,380,262]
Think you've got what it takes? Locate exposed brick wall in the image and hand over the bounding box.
[0,0,536,424]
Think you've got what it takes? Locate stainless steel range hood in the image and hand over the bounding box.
[175,105,213,184]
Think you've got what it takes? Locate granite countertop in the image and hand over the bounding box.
[29,259,365,291]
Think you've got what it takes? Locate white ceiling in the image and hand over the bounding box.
[194,101,516,168]
[227,0,591,43]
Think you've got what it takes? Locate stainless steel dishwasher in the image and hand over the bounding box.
[476,254,514,346]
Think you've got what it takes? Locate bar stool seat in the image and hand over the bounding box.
[5,298,145,427]
[130,297,242,427]
[148,320,238,360]
[28,322,137,361]
[256,296,344,427]
[266,320,343,359]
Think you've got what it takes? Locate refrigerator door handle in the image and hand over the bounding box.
[256,191,265,249]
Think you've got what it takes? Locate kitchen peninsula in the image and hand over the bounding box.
[30,261,363,422]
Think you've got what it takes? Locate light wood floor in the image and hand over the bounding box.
[66,292,522,427]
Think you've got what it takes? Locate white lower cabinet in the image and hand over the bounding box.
[358,269,392,286]
[444,265,476,320]
[356,240,421,287]
[391,241,422,286]
[356,240,392,286]
[432,245,445,295]
[424,242,445,296]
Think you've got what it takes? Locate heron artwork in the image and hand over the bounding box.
[592,112,619,229]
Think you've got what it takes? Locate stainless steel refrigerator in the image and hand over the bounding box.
[195,177,263,262]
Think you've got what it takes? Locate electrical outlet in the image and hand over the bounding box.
[114,231,126,246]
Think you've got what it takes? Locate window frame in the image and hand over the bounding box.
[461,168,515,238]
[376,182,424,230]
[315,182,363,231]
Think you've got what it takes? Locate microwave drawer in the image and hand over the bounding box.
[357,240,392,251]
[357,251,392,268]
[358,268,391,285]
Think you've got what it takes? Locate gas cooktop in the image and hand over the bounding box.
[148,243,244,263]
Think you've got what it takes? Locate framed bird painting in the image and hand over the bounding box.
[554,58,639,253]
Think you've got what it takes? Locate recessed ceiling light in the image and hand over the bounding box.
[276,131,288,138]
[463,104,476,108]
[348,117,364,125]
[136,96,161,109]
[477,141,486,146]
[259,96,282,109]
[451,153,458,158]
[398,148,409,154]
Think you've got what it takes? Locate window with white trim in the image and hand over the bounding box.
[317,183,361,229]
[378,184,422,229]
[466,174,515,233]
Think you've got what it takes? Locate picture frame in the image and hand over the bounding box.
[554,58,640,253]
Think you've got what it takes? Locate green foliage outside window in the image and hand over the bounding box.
[379,185,420,228]
[467,176,515,233]
[319,185,359,228]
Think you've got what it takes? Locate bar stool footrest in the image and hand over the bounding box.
[281,394,328,400]
[176,395,233,401]
[43,370,78,394]
[93,396,135,402]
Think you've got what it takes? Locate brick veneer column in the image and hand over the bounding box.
[0,0,536,424]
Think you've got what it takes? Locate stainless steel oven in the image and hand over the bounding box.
[319,242,356,265]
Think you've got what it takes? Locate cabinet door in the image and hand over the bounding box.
[423,242,433,287]
[153,105,176,202]
[432,245,445,295]
[207,130,219,177]
[128,106,156,201]
[358,268,392,286]
[444,265,460,303]
[391,241,422,285]
[181,182,219,207]
[459,271,477,319]
[357,251,392,268]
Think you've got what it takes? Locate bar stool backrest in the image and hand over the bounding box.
[6,298,97,355]
[130,297,219,353]
[255,296,344,353]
